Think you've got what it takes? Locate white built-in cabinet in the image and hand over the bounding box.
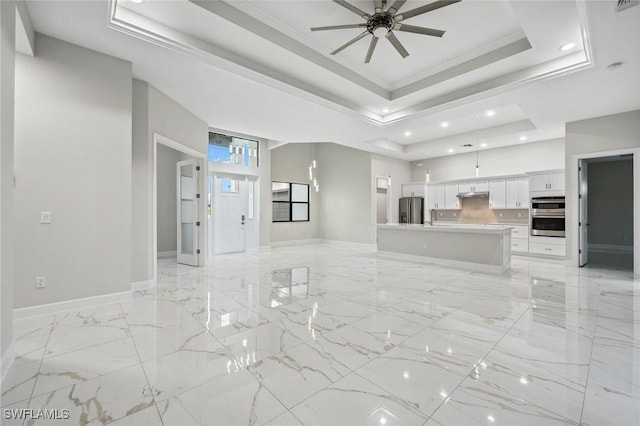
[506,177,530,208]
[445,183,460,209]
[458,180,488,193]
[428,184,445,210]
[529,172,564,193]
[401,184,426,197]
[488,179,506,208]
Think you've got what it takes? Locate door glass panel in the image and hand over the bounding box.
[181,224,193,255]
[221,178,239,193]
[248,179,255,220]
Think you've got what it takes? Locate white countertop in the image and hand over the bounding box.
[378,223,512,235]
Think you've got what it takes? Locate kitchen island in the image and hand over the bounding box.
[377,223,512,272]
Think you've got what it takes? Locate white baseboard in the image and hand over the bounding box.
[270,238,323,247]
[588,243,633,254]
[377,250,510,274]
[322,239,377,250]
[157,250,177,259]
[131,279,157,292]
[1,340,16,381]
[13,290,133,320]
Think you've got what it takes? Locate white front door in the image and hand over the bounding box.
[214,175,246,254]
[579,159,588,266]
[177,159,199,266]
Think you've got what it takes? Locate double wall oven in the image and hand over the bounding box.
[530,196,565,237]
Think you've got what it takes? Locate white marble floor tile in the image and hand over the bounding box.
[248,348,335,409]
[394,327,492,377]
[290,372,428,425]
[1,360,39,407]
[27,364,153,425]
[429,378,579,425]
[0,399,28,426]
[142,344,236,402]
[3,243,640,426]
[264,410,303,426]
[355,347,466,417]
[45,319,130,358]
[33,337,140,397]
[160,370,287,426]
[217,323,304,366]
[581,382,640,426]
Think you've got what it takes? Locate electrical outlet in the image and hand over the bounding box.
[36,276,46,289]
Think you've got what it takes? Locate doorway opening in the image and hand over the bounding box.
[209,173,259,256]
[579,155,634,271]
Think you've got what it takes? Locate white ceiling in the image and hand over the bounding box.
[24,0,640,161]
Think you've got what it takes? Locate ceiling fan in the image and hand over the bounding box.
[311,0,461,63]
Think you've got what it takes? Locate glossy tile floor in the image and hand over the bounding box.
[2,243,639,425]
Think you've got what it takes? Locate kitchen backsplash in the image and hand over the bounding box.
[430,197,529,224]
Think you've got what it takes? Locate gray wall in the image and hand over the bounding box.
[566,110,640,266]
[587,159,633,248]
[131,80,208,282]
[0,0,15,367]
[270,143,320,243]
[14,34,132,307]
[317,143,374,244]
[410,139,565,182]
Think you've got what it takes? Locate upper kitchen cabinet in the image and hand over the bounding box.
[445,183,460,209]
[428,184,445,210]
[506,177,529,208]
[529,172,565,194]
[458,180,488,193]
[402,184,426,197]
[489,179,506,208]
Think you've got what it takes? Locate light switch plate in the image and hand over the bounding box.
[40,212,51,224]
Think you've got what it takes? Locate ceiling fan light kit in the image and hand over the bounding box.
[311,0,461,63]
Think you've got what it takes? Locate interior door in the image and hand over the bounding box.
[215,175,246,254]
[579,160,588,266]
[177,159,199,266]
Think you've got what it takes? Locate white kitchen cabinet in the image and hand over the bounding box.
[459,180,488,193]
[509,225,529,253]
[445,183,460,209]
[529,172,564,193]
[506,177,529,208]
[529,236,565,256]
[428,184,444,210]
[488,179,506,208]
[402,184,426,197]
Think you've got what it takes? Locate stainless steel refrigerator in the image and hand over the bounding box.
[399,197,424,224]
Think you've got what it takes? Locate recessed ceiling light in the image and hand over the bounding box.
[404,131,411,137]
[519,135,527,141]
[480,143,487,148]
[130,0,144,3]
[448,148,454,153]
[486,110,495,117]
[382,108,389,113]
[441,121,449,128]
[560,42,576,51]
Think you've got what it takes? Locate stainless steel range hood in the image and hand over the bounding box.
[457,191,489,198]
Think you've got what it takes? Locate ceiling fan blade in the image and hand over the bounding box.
[311,23,367,31]
[332,0,371,19]
[397,0,461,21]
[365,36,379,63]
[395,24,445,37]
[387,0,407,15]
[386,31,409,58]
[374,0,383,13]
[331,31,370,55]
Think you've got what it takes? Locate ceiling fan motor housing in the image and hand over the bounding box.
[367,12,394,35]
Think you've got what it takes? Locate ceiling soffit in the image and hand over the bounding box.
[108,0,593,126]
